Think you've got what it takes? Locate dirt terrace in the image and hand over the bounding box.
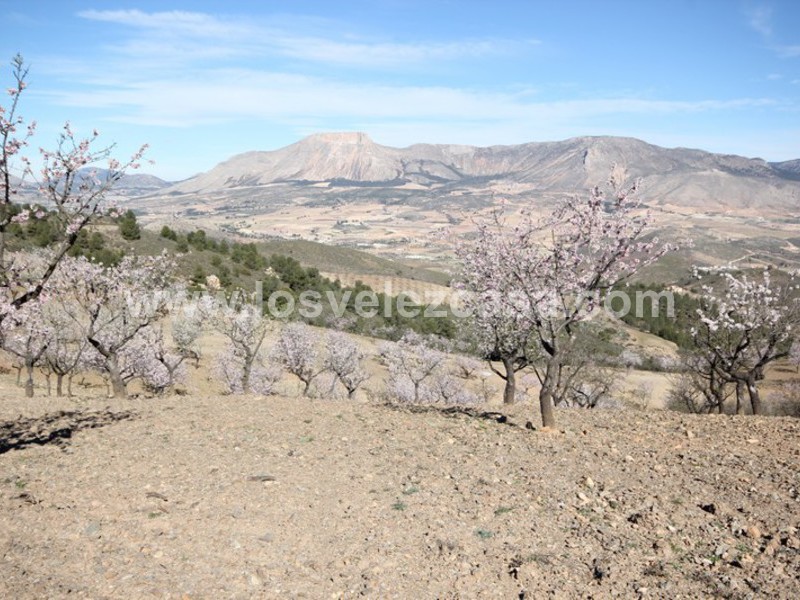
[1,392,798,599]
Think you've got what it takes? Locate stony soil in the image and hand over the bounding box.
[1,390,798,599]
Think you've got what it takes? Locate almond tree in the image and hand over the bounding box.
[141,301,203,394]
[274,322,324,396]
[378,333,461,404]
[2,299,49,396]
[380,333,482,405]
[668,349,732,413]
[456,287,533,404]
[119,310,202,395]
[215,339,281,396]
[689,267,799,415]
[525,325,618,409]
[0,54,147,323]
[457,168,673,427]
[323,331,370,399]
[427,369,481,406]
[57,254,175,398]
[41,297,90,397]
[380,332,446,404]
[209,299,275,394]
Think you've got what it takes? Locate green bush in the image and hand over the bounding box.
[160,225,178,241]
[118,210,141,240]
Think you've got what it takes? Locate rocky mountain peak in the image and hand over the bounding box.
[299,131,375,146]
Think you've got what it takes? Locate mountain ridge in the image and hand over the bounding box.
[160,133,800,211]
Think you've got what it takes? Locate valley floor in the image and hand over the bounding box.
[1,391,798,598]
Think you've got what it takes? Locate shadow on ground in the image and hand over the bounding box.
[0,409,136,454]
[385,402,520,427]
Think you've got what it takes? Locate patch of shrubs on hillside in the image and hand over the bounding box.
[263,253,457,340]
[160,227,458,341]
[7,205,125,266]
[68,229,124,266]
[611,283,698,349]
[162,225,229,254]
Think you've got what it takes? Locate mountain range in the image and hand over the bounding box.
[159,132,800,212]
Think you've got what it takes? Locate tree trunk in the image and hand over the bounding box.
[162,364,178,396]
[538,358,558,428]
[241,355,253,393]
[735,381,746,415]
[710,369,725,413]
[501,355,516,405]
[24,362,34,398]
[747,374,762,415]
[107,356,127,399]
[56,373,64,397]
[110,375,127,398]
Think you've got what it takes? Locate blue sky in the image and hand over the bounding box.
[2,0,798,180]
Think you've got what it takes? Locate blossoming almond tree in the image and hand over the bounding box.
[690,267,800,415]
[2,298,49,397]
[457,167,674,427]
[208,299,275,394]
[668,349,733,414]
[0,55,148,323]
[40,295,91,397]
[117,322,198,396]
[55,254,175,398]
[454,280,534,404]
[322,331,370,399]
[380,332,447,404]
[132,298,204,395]
[274,322,324,396]
[379,332,480,405]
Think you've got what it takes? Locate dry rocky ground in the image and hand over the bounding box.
[1,385,798,599]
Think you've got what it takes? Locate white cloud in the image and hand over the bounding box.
[271,36,525,67]
[43,66,777,130]
[78,9,253,38]
[76,9,524,69]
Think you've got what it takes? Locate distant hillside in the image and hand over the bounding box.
[112,172,172,191]
[256,238,450,286]
[83,169,171,195]
[771,159,800,181]
[10,169,170,199]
